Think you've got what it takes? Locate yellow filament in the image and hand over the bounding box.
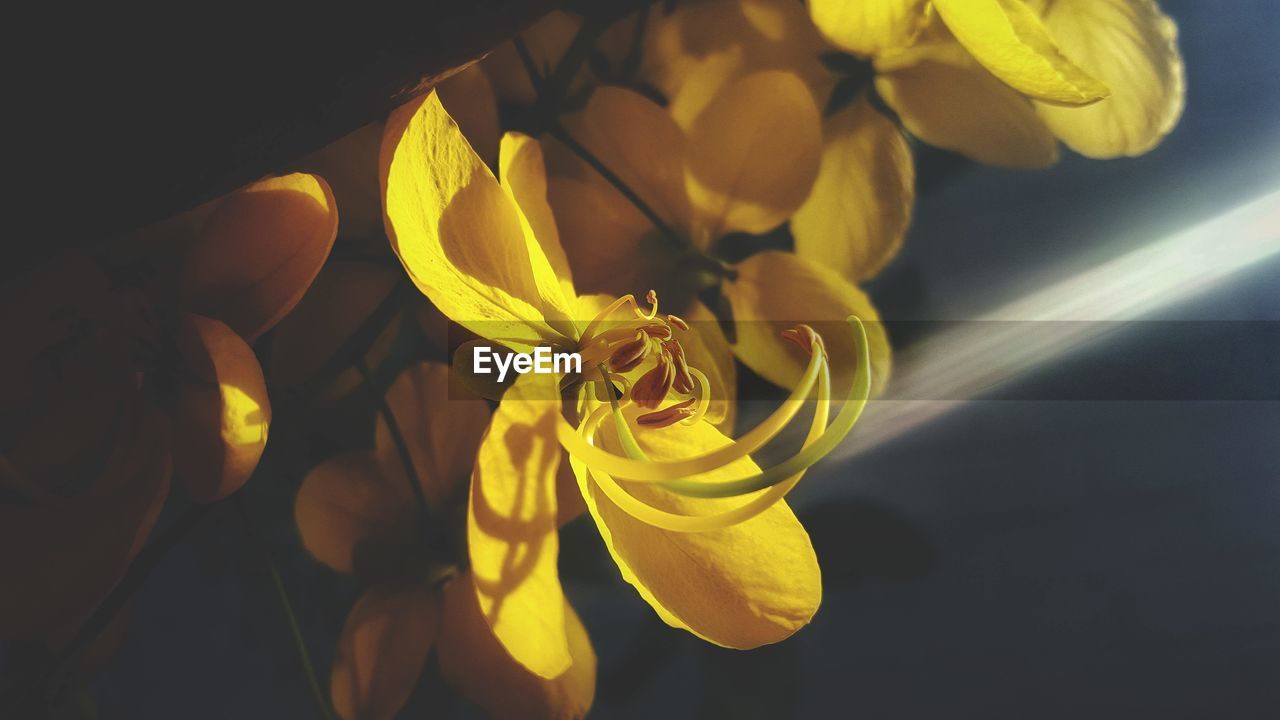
[576,361,831,532]
[681,368,712,427]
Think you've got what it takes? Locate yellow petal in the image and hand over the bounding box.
[574,418,821,647]
[267,261,401,401]
[439,572,595,720]
[555,87,694,238]
[294,452,408,574]
[685,71,822,239]
[876,41,1060,168]
[932,0,1109,104]
[499,133,577,307]
[182,172,338,341]
[381,92,574,348]
[1032,0,1184,157]
[173,313,271,502]
[808,0,928,56]
[647,0,835,126]
[724,251,891,396]
[376,362,491,508]
[468,372,570,678]
[792,98,915,281]
[331,584,438,720]
[437,63,501,168]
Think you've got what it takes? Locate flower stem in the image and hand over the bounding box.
[234,496,336,720]
[354,356,432,523]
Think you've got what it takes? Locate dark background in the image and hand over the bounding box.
[53,1,1280,717]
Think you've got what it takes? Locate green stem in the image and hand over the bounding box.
[354,357,432,523]
[234,497,336,720]
[44,502,216,688]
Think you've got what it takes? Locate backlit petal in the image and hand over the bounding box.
[685,71,822,239]
[646,0,834,124]
[439,572,595,720]
[173,313,271,502]
[500,133,577,307]
[876,41,1060,168]
[294,452,407,574]
[793,98,914,281]
[381,92,574,348]
[467,373,570,678]
[331,584,438,720]
[1032,0,1184,157]
[808,0,928,56]
[574,418,821,648]
[376,363,491,508]
[182,173,338,341]
[724,251,891,396]
[932,0,1109,104]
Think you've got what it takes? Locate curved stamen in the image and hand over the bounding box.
[681,367,712,427]
[641,289,659,320]
[556,324,826,480]
[574,359,830,532]
[660,318,870,498]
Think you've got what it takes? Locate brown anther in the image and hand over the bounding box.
[667,341,695,394]
[781,324,826,361]
[632,358,675,409]
[666,314,689,332]
[636,397,698,428]
[642,323,673,340]
[608,332,649,373]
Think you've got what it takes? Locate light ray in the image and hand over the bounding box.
[836,190,1280,458]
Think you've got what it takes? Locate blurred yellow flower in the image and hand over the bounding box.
[642,0,1183,281]
[380,89,872,683]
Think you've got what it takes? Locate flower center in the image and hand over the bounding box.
[560,311,873,533]
[576,291,702,425]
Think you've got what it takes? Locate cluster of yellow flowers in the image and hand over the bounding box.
[1,1,1183,718]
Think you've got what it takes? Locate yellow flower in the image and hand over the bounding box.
[296,363,595,720]
[381,89,873,681]
[0,174,336,638]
